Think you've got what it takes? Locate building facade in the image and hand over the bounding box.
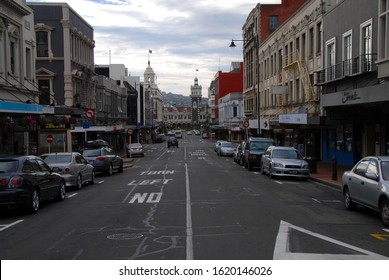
[257,0,323,159]
[0,0,41,155]
[317,0,388,165]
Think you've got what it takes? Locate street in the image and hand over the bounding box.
[0,136,388,260]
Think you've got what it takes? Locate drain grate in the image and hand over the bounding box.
[107,233,143,240]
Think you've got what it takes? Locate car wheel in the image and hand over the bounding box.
[28,188,40,213]
[343,187,356,210]
[76,174,82,190]
[118,162,123,173]
[379,199,389,227]
[56,181,66,201]
[260,164,265,175]
[107,164,113,176]
[90,170,95,185]
[268,166,274,179]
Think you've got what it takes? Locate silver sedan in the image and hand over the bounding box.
[260,146,310,179]
[41,152,95,189]
[341,156,389,227]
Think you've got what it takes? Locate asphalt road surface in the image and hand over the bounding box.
[1,136,388,260]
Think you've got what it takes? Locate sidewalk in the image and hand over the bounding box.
[309,161,352,188]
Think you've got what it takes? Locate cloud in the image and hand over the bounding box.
[28,0,280,95]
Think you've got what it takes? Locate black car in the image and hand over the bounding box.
[242,137,275,171]
[82,147,123,176]
[0,155,66,213]
[167,137,179,148]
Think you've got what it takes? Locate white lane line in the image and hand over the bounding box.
[0,219,24,232]
[66,193,78,198]
[383,229,389,233]
[312,198,321,203]
[185,163,194,260]
[275,181,283,184]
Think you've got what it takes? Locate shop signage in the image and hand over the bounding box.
[279,114,307,124]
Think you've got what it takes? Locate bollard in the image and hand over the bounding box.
[332,156,337,180]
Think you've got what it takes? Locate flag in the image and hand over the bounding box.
[149,49,152,53]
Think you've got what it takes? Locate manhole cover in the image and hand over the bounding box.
[107,233,143,240]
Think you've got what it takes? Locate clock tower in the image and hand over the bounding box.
[190,76,202,126]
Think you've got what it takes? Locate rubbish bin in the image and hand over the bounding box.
[306,157,317,173]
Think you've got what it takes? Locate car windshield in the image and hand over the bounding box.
[42,154,72,163]
[83,149,102,157]
[129,144,141,148]
[221,142,234,148]
[0,160,18,173]
[272,149,301,159]
[250,141,273,150]
[381,161,389,181]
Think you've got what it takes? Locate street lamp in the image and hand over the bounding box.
[229,38,261,136]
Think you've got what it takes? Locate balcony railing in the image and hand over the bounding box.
[316,53,377,84]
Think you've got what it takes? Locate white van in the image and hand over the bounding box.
[175,130,183,139]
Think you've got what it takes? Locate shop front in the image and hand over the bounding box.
[321,83,389,165]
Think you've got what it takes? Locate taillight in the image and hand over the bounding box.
[0,178,7,186]
[96,157,106,161]
[64,167,71,172]
[9,176,23,188]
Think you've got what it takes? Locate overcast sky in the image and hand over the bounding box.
[28,0,280,96]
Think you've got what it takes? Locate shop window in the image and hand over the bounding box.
[336,124,353,151]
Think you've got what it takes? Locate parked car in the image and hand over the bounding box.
[193,130,201,136]
[155,134,166,143]
[341,156,389,227]
[167,130,175,136]
[217,142,236,157]
[214,140,227,152]
[242,137,275,171]
[187,131,193,135]
[260,146,310,179]
[0,155,66,213]
[82,147,123,176]
[202,133,209,139]
[41,152,95,189]
[175,130,183,139]
[127,143,144,157]
[167,137,179,148]
[84,139,110,149]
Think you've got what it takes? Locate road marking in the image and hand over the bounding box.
[275,181,283,184]
[0,220,24,232]
[273,220,388,259]
[185,163,194,260]
[97,180,104,184]
[129,192,162,204]
[66,193,78,198]
[384,229,389,233]
[371,233,389,241]
[312,198,321,203]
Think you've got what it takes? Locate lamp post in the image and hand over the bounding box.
[229,38,261,136]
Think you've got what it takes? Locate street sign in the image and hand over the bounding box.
[82,121,90,129]
[243,120,249,128]
[85,109,95,119]
[47,134,53,143]
[127,128,134,135]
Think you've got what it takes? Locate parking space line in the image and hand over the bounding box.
[0,219,24,232]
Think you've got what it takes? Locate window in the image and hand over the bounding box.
[233,106,237,117]
[36,31,48,57]
[26,47,32,79]
[326,38,336,80]
[309,27,314,57]
[361,20,373,71]
[343,31,352,76]
[38,79,51,105]
[10,41,15,74]
[269,16,279,31]
[316,22,322,55]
